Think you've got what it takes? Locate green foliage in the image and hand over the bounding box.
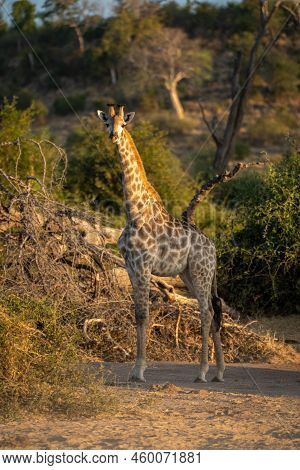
[14,90,48,123]
[0,10,7,34]
[0,98,52,183]
[262,52,300,97]
[12,0,36,32]
[65,117,193,217]
[234,140,251,161]
[147,110,195,136]
[53,93,86,115]
[0,98,34,176]
[100,6,162,88]
[217,142,300,314]
[247,110,298,145]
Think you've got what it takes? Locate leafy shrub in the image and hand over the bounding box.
[0,98,35,177]
[217,141,300,315]
[0,98,54,183]
[53,93,86,115]
[31,98,48,123]
[147,110,195,137]
[14,90,48,122]
[234,140,251,161]
[262,52,300,97]
[15,89,34,110]
[247,113,296,145]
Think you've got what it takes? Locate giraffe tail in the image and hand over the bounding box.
[211,269,222,332]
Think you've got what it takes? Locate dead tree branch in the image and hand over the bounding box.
[182,160,268,224]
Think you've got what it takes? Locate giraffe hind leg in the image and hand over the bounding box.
[181,269,212,382]
[181,268,225,383]
[210,299,225,382]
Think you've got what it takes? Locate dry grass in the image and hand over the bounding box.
[0,296,120,420]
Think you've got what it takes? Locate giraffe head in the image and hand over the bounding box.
[97,104,135,144]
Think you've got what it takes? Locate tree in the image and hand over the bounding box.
[101,6,161,85]
[114,0,146,17]
[263,51,300,96]
[131,27,212,119]
[42,0,102,54]
[11,0,36,32]
[101,8,135,85]
[0,2,8,34]
[199,0,300,172]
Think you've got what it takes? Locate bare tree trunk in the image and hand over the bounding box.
[110,67,117,85]
[200,1,297,173]
[167,81,185,120]
[72,24,85,54]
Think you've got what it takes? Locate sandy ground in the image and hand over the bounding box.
[0,362,299,450]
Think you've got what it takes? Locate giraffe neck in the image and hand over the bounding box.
[116,129,163,222]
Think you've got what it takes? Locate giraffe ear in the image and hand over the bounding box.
[97,110,108,122]
[124,112,135,125]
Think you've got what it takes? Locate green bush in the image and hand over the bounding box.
[247,113,295,145]
[14,90,48,122]
[31,98,48,123]
[234,140,251,161]
[15,89,34,110]
[65,117,194,217]
[53,93,86,115]
[217,141,300,315]
[0,98,54,184]
[0,98,36,177]
[263,52,300,97]
[147,110,195,137]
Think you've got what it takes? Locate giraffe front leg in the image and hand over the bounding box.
[129,273,150,383]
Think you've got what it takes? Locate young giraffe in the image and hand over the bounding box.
[97,104,225,383]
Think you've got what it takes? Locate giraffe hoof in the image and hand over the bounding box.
[194,377,207,383]
[211,376,224,383]
[129,375,146,383]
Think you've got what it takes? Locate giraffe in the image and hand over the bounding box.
[97,103,225,383]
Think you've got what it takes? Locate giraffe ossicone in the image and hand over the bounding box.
[97,104,225,383]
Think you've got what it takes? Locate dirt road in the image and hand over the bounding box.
[0,362,299,450]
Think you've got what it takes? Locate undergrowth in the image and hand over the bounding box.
[0,294,118,420]
[216,140,300,314]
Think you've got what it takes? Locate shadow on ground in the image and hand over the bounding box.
[98,362,300,398]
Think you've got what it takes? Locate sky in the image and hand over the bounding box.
[2,1,241,21]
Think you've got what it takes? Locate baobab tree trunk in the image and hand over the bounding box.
[166,80,185,120]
